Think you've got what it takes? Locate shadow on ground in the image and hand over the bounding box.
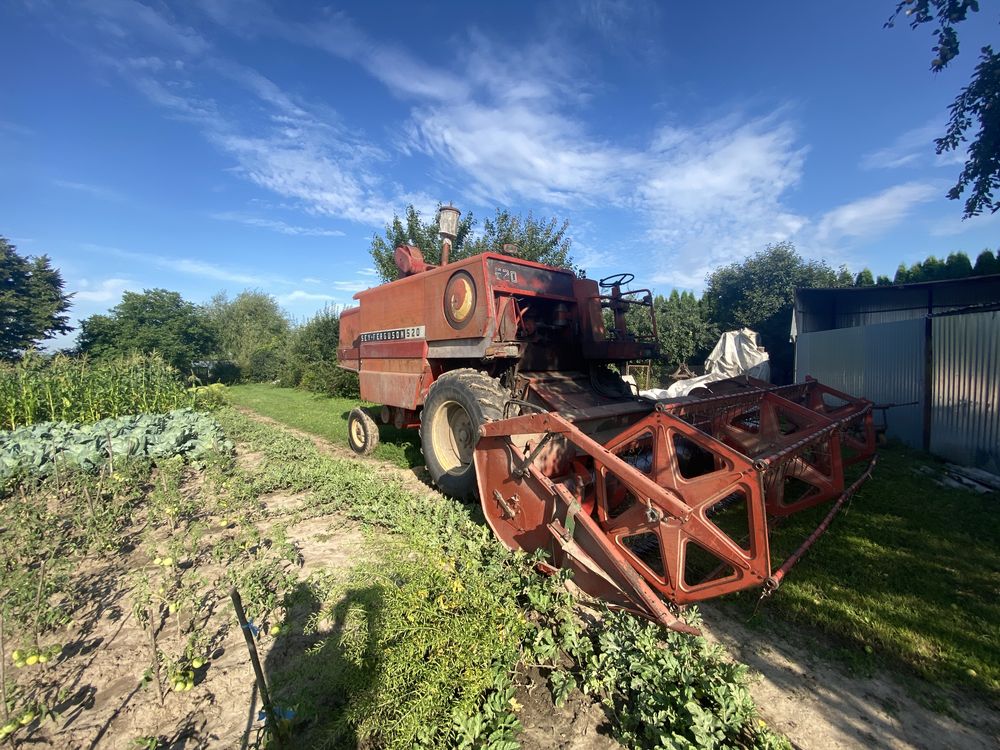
[260,582,385,748]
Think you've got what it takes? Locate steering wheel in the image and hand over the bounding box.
[599,272,635,289]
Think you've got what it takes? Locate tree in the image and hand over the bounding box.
[465,210,574,270]
[370,205,477,282]
[887,1,999,217]
[627,290,719,384]
[854,268,876,286]
[876,274,893,285]
[0,237,72,360]
[78,289,216,373]
[972,248,1000,274]
[891,251,978,284]
[282,305,359,397]
[370,205,574,282]
[205,290,290,382]
[702,242,848,383]
[944,251,974,277]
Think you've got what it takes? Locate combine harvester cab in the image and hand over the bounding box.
[338,207,876,634]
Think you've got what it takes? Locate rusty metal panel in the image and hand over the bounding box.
[931,310,1000,472]
[795,318,925,446]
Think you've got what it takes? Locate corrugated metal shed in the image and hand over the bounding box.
[792,275,1000,471]
[931,310,1000,472]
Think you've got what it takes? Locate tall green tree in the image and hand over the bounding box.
[702,242,848,383]
[972,248,1000,274]
[627,290,719,384]
[78,289,216,373]
[854,268,876,286]
[892,251,977,283]
[370,205,574,282]
[205,290,290,382]
[0,237,73,360]
[887,1,999,217]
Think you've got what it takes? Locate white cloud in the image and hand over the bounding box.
[38,2,958,297]
[301,277,322,284]
[83,243,269,286]
[54,2,406,227]
[278,290,335,304]
[211,211,345,237]
[52,179,125,202]
[172,258,264,285]
[862,119,966,171]
[816,182,936,242]
[87,0,209,57]
[929,208,1000,237]
[640,116,808,289]
[74,277,133,302]
[0,119,34,137]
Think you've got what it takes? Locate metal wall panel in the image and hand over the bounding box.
[795,318,925,446]
[931,310,1000,472]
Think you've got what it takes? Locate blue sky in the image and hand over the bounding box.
[2,1,998,345]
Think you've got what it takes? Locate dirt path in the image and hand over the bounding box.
[699,605,1000,750]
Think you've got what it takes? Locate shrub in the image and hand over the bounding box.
[282,306,359,398]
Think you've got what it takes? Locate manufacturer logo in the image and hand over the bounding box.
[359,326,425,342]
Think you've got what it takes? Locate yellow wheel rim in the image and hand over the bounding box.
[430,399,475,473]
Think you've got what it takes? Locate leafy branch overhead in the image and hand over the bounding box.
[887,0,999,217]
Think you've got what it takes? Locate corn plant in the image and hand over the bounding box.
[0,352,191,430]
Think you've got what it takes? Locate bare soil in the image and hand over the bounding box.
[515,667,619,750]
[699,604,1000,750]
[9,445,368,750]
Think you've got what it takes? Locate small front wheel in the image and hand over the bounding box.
[347,407,380,455]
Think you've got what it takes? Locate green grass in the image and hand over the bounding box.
[227,383,421,468]
[729,442,1000,702]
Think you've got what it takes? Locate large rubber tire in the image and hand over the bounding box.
[347,407,380,455]
[420,369,505,500]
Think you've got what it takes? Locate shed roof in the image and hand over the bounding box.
[791,273,1000,337]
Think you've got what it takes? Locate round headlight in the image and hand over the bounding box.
[444,271,476,329]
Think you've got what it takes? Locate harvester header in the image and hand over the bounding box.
[338,207,876,633]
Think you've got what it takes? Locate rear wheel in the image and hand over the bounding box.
[347,407,380,455]
[420,369,505,499]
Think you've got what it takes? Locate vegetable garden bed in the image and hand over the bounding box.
[1,404,785,749]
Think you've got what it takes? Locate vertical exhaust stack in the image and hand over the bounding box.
[438,203,460,266]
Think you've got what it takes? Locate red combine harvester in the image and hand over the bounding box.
[338,207,876,633]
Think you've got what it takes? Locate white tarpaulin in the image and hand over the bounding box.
[641,328,770,399]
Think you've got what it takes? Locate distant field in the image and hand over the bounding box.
[227,383,422,468]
